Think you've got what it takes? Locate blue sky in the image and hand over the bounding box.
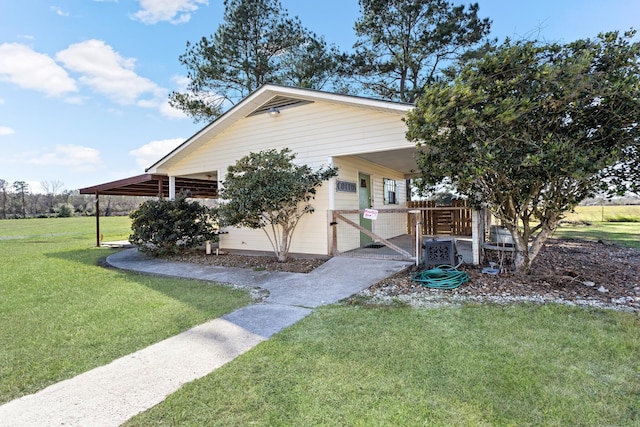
[1,0,638,193]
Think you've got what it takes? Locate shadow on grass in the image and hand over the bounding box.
[554,224,640,249]
[44,247,252,312]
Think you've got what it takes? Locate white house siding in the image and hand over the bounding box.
[166,101,411,256]
[333,156,408,253]
[165,102,411,175]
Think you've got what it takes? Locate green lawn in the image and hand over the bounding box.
[555,205,640,249]
[563,204,640,223]
[127,304,640,426]
[0,217,252,404]
[2,214,639,425]
[554,221,640,248]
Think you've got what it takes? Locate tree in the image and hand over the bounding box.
[406,31,640,274]
[278,35,342,89]
[170,0,340,122]
[349,0,492,103]
[12,181,28,218]
[41,180,64,213]
[0,179,8,219]
[219,148,338,262]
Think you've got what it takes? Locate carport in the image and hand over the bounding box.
[79,174,218,247]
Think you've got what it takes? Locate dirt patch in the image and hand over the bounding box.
[365,239,640,311]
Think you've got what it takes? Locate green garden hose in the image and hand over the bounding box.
[412,265,470,290]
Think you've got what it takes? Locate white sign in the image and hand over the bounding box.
[363,208,378,220]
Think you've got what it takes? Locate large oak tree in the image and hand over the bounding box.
[406,31,640,274]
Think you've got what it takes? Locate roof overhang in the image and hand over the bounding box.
[78,174,218,198]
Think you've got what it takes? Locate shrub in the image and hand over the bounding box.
[129,194,219,256]
[56,203,74,218]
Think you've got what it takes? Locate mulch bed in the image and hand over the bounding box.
[169,252,326,273]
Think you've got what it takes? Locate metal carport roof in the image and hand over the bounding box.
[79,174,218,198]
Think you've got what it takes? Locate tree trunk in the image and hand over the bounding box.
[510,221,558,275]
[276,226,291,262]
[511,229,532,275]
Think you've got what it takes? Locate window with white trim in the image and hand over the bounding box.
[383,178,398,204]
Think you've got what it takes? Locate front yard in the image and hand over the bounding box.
[0,217,252,404]
[1,215,638,425]
[126,304,639,426]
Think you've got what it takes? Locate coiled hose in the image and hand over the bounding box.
[412,265,470,290]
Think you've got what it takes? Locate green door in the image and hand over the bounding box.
[358,172,372,246]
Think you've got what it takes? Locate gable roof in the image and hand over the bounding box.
[146,84,414,174]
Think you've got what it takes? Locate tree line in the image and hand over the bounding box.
[0,179,141,219]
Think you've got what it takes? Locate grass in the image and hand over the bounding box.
[562,204,640,223]
[2,211,639,425]
[0,217,252,404]
[127,304,640,426]
[554,222,640,248]
[555,205,640,249]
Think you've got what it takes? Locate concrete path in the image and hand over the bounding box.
[0,250,411,427]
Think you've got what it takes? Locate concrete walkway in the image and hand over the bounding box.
[0,250,411,427]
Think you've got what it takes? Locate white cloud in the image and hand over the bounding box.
[131,0,208,24]
[0,43,78,97]
[159,100,188,119]
[0,126,15,136]
[130,138,185,169]
[28,145,104,172]
[56,39,164,105]
[50,6,70,16]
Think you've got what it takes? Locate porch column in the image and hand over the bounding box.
[217,169,224,202]
[169,176,176,200]
[327,157,335,210]
[471,210,482,265]
[327,157,336,256]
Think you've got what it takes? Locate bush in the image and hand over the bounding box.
[56,204,74,218]
[129,195,219,256]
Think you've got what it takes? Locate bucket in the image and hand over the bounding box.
[489,225,513,244]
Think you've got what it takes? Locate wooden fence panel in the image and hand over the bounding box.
[407,200,472,236]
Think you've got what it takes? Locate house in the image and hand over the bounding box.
[80,84,483,263]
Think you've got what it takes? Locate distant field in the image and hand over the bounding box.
[563,204,640,223]
[0,216,131,241]
[555,205,640,248]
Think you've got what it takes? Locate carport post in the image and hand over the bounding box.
[95,192,101,247]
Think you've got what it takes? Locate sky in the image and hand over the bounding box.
[1,0,639,193]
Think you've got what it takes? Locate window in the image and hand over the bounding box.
[383,178,398,205]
